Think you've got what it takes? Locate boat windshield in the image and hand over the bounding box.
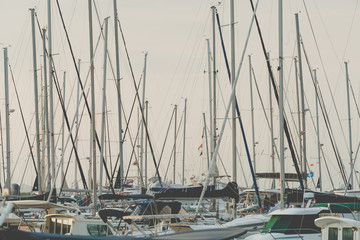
[262,214,320,234]
[87,224,113,237]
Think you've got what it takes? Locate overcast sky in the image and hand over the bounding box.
[0,0,359,192]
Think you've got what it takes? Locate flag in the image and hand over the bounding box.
[198,144,203,156]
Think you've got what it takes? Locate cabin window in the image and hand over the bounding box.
[342,227,353,240]
[262,214,321,234]
[49,218,72,235]
[87,224,113,237]
[328,227,338,240]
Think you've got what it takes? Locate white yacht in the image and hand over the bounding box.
[244,207,327,239]
[315,216,360,240]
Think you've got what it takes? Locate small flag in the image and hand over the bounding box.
[198,144,203,156]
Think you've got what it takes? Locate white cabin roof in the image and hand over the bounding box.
[315,216,360,229]
[269,207,327,216]
[6,200,77,211]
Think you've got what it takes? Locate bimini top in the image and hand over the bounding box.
[6,200,77,211]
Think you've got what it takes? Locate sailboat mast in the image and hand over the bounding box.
[314,69,322,191]
[173,105,177,184]
[345,61,353,188]
[294,57,303,185]
[113,0,124,190]
[88,0,97,210]
[61,71,66,187]
[31,9,42,194]
[230,0,236,219]
[42,28,51,191]
[144,100,149,188]
[140,52,147,191]
[279,0,285,209]
[269,52,275,189]
[295,13,307,189]
[206,38,213,171]
[182,99,187,186]
[249,55,256,174]
[3,48,10,190]
[75,59,81,189]
[100,17,109,196]
[47,0,56,188]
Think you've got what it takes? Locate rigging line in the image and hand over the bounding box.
[121,106,145,188]
[301,2,349,150]
[111,76,142,180]
[301,39,348,186]
[50,21,105,192]
[122,117,142,189]
[301,70,357,190]
[311,0,358,67]
[54,0,115,192]
[349,78,360,118]
[19,149,32,188]
[164,112,184,182]
[59,89,89,195]
[157,108,176,173]
[249,0,304,190]
[320,148,335,190]
[8,65,38,176]
[92,0,117,91]
[118,19,163,187]
[251,68,281,164]
[106,104,113,177]
[214,7,261,209]
[51,56,90,193]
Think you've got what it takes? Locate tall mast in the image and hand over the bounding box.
[31,9,42,194]
[249,55,256,174]
[74,59,81,189]
[279,0,285,209]
[113,0,124,189]
[314,69,322,191]
[269,52,275,189]
[173,105,177,184]
[206,38,213,172]
[3,48,10,190]
[61,71,66,187]
[294,57,302,185]
[295,13,307,189]
[173,104,177,183]
[47,0,56,187]
[100,17,109,196]
[144,100,149,188]
[345,62,353,188]
[139,53,147,191]
[230,0,237,220]
[212,6,217,179]
[182,99,187,186]
[42,28,51,191]
[88,0,97,210]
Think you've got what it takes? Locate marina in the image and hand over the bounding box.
[0,0,360,239]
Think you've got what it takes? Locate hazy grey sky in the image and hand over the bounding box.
[0,0,359,191]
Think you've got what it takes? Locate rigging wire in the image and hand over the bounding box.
[301,39,348,186]
[54,0,115,192]
[249,0,304,190]
[117,19,163,187]
[301,2,349,155]
[8,65,38,177]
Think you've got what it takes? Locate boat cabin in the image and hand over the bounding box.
[43,213,114,237]
[315,216,360,240]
